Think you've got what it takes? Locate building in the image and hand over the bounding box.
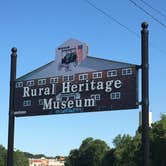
[29,157,65,166]
[139,111,152,127]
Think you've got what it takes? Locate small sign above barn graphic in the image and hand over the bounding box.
[14,39,138,117]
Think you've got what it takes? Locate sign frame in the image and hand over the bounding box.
[7,22,150,166]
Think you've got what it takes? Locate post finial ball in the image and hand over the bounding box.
[11,47,17,53]
[141,22,148,29]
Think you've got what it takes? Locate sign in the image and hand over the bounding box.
[13,39,138,117]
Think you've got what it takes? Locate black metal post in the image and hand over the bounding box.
[141,22,150,166]
[7,48,17,166]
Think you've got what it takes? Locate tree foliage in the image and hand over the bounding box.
[113,134,142,166]
[65,137,110,166]
[150,114,166,166]
[101,149,116,166]
[0,145,28,166]
[24,152,48,159]
[65,114,166,166]
[14,150,29,166]
[0,145,7,166]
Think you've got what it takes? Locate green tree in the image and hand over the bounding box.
[101,149,116,166]
[79,137,93,153]
[79,139,109,166]
[0,145,29,166]
[0,145,7,166]
[14,150,29,166]
[113,134,141,166]
[150,114,166,166]
[65,149,79,166]
[112,114,166,166]
[65,137,110,166]
[132,132,142,166]
[65,114,166,166]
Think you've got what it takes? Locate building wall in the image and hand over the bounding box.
[14,66,138,117]
[139,111,152,127]
[29,158,65,166]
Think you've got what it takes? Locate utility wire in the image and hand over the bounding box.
[83,0,139,38]
[129,0,166,29]
[83,0,166,55]
[139,0,166,20]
